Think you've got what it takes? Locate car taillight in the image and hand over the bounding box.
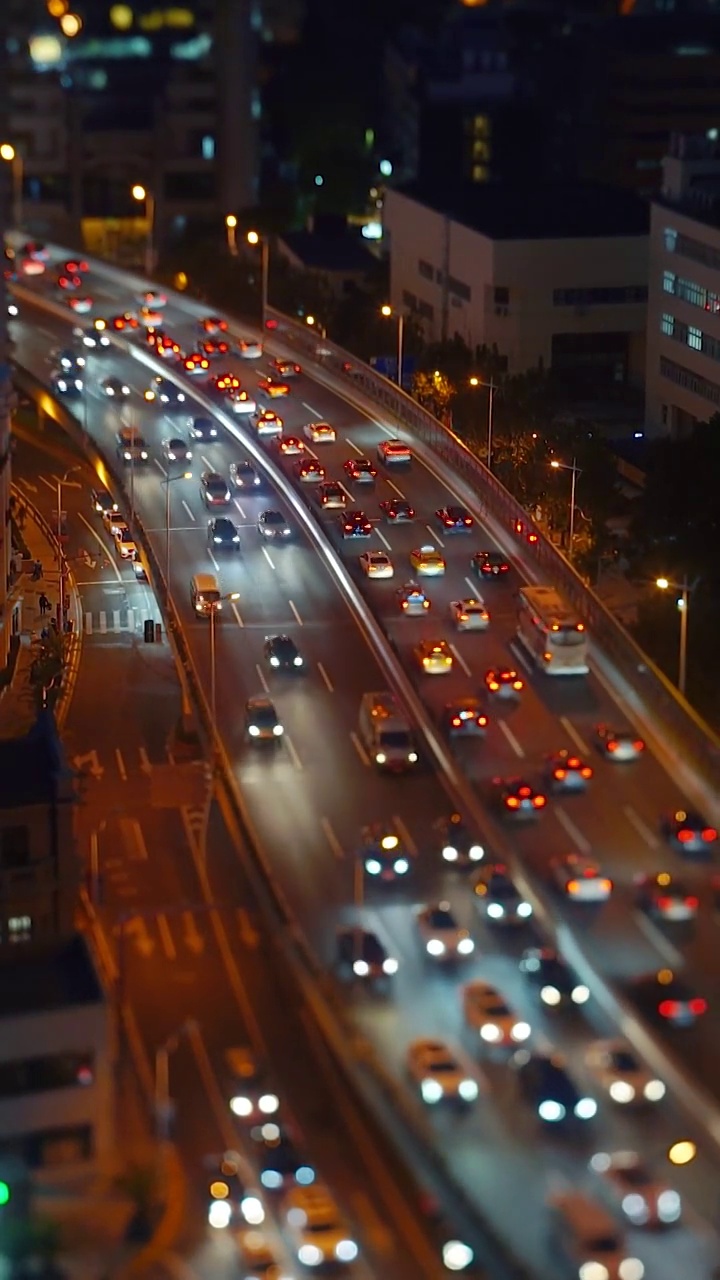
[477,716,488,727]
[506,797,519,809]
[685,896,699,909]
[677,829,693,843]
[656,897,673,910]
[452,717,461,727]
[633,739,645,751]
[519,786,531,797]
[581,767,593,779]
[489,681,499,691]
[658,1000,677,1018]
[512,680,523,690]
[533,795,546,808]
[600,878,612,892]
[554,769,566,780]
[527,532,538,544]
[690,997,707,1014]
[567,880,580,894]
[464,517,472,525]
[702,828,717,842]
[423,600,430,609]
[608,740,618,752]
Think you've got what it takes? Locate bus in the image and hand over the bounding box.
[517,585,589,675]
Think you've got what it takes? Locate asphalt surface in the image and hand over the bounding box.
[10,262,720,1277]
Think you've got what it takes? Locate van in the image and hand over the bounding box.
[358,692,418,771]
[548,1189,644,1280]
[190,573,221,616]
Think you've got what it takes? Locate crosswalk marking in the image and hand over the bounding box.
[83,608,156,634]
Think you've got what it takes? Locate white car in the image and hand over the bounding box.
[284,1184,358,1266]
[303,421,336,444]
[585,1040,665,1105]
[462,980,531,1046]
[551,854,613,902]
[67,295,93,314]
[238,338,263,358]
[406,1038,479,1104]
[450,598,490,631]
[416,903,474,960]
[138,290,167,309]
[138,305,163,326]
[359,551,394,579]
[227,390,257,415]
[590,1151,682,1227]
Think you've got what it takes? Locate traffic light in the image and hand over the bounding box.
[0,1179,9,1206]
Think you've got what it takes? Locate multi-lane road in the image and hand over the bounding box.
[11,257,720,1278]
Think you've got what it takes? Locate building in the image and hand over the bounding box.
[383,184,649,383]
[645,133,720,437]
[277,216,378,297]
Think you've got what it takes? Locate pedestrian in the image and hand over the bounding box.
[31,559,43,581]
[38,592,50,616]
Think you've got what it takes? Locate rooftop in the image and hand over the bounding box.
[278,230,376,273]
[0,710,72,809]
[0,934,103,1019]
[395,182,650,241]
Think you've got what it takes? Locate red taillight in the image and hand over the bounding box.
[567,757,580,768]
[600,878,613,892]
[690,997,707,1014]
[489,681,499,691]
[452,717,461,727]
[656,897,672,910]
[512,680,524,691]
[607,741,618,752]
[506,797,519,809]
[658,999,677,1018]
[533,795,546,808]
[58,275,68,287]
[265,318,278,329]
[464,517,472,525]
[477,716,488,727]
[686,896,699,909]
[554,769,566,781]
[581,767,593,779]
[677,829,693,843]
[633,739,645,751]
[519,786,532,798]
[702,828,717,842]
[423,600,430,609]
[527,533,539,544]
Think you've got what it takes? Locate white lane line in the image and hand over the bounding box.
[376,527,392,551]
[346,438,364,455]
[153,457,167,477]
[115,748,127,782]
[255,663,270,693]
[464,576,481,597]
[317,662,334,692]
[555,805,592,855]
[284,734,303,770]
[157,913,177,961]
[288,599,303,626]
[425,523,444,547]
[623,803,660,850]
[559,715,591,756]
[78,513,123,583]
[181,499,195,522]
[262,546,275,570]
[201,454,214,469]
[393,814,417,856]
[231,601,244,627]
[386,479,405,499]
[350,731,370,766]
[449,643,472,677]
[321,817,344,860]
[208,549,219,571]
[302,402,323,418]
[634,910,684,967]
[378,423,396,438]
[234,498,247,519]
[498,719,525,759]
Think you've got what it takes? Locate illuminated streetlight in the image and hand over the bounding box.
[549,457,582,563]
[47,0,69,15]
[131,184,155,276]
[225,214,237,256]
[380,304,404,388]
[668,1140,697,1167]
[1,144,23,229]
[468,375,497,470]
[655,575,691,696]
[60,12,82,36]
[247,231,269,328]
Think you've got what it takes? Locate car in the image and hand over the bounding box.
[114,528,137,559]
[339,511,372,539]
[144,376,186,405]
[551,854,613,902]
[258,511,291,540]
[245,695,284,742]
[138,305,164,326]
[156,337,182,360]
[377,438,411,466]
[379,498,415,522]
[361,826,411,882]
[110,312,140,331]
[300,423,337,449]
[258,376,290,398]
[546,749,593,792]
[472,863,533,924]
[416,903,475,960]
[484,667,524,698]
[490,777,547,818]
[57,271,82,291]
[73,323,111,350]
[284,1184,357,1266]
[51,371,83,395]
[264,635,303,671]
[519,946,590,1008]
[200,471,231,507]
[441,697,488,738]
[226,389,257,415]
[409,545,445,576]
[462,981,530,1045]
[53,347,85,372]
[109,516,130,542]
[359,551,394,579]
[132,559,148,582]
[67,295,93,314]
[254,409,284,436]
[275,435,306,457]
[199,338,230,359]
[251,1124,315,1191]
[436,504,474,532]
[585,1040,666,1106]
[406,1038,479,1104]
[415,638,454,675]
[225,1046,280,1121]
[162,437,193,463]
[230,460,262,489]
[294,458,326,484]
[21,240,50,262]
[596,724,645,762]
[209,371,241,396]
[589,1151,681,1228]
[450,597,489,631]
[237,338,262,358]
[101,376,130,398]
[116,428,149,462]
[435,813,485,867]
[199,316,228,335]
[513,1050,597,1122]
[663,808,718,856]
[92,488,119,520]
[631,968,707,1026]
[62,257,89,275]
[138,289,167,310]
[235,1228,289,1272]
[344,457,377,484]
[181,351,210,376]
[208,517,241,551]
[634,871,699,922]
[191,417,218,442]
[270,357,302,378]
[336,927,398,979]
[316,482,347,510]
[396,581,430,615]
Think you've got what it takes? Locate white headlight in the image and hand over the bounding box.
[259,1092,279,1114]
[618,1260,644,1280]
[421,1079,443,1103]
[270,656,280,666]
[353,959,369,977]
[141,451,148,459]
[122,386,129,394]
[621,1193,649,1225]
[511,1021,531,1042]
[443,1241,474,1271]
[657,1189,681,1222]
[469,844,484,860]
[579,1265,609,1280]
[335,1240,358,1262]
[230,1095,253,1116]
[375,753,386,765]
[208,1199,231,1229]
[480,1024,501,1043]
[272,724,284,736]
[214,537,223,544]
[394,858,409,874]
[261,1169,283,1190]
[574,1097,597,1119]
[106,386,115,396]
[240,1195,265,1225]
[609,1081,635,1104]
[298,1244,323,1267]
[572,984,590,1004]
[458,1078,478,1101]
[408,751,418,762]
[426,939,446,957]
[366,859,381,875]
[293,656,303,666]
[541,985,562,1006]
[442,845,458,862]
[248,725,261,737]
[539,1099,565,1122]
[644,1078,666,1102]
[383,957,398,975]
[487,903,504,919]
[517,901,533,918]
[457,937,475,955]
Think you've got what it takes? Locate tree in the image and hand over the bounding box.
[411,369,454,418]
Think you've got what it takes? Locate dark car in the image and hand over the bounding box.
[344,457,377,484]
[362,827,411,883]
[92,488,119,520]
[489,777,547,819]
[472,864,533,925]
[145,375,186,406]
[513,1051,597,1123]
[436,505,474,532]
[264,634,304,671]
[230,460,262,489]
[441,697,489,739]
[245,695,284,742]
[634,872,698,923]
[545,750,593,793]
[519,947,590,1008]
[101,375,130,398]
[208,517,240,551]
[471,550,509,579]
[339,510,372,539]
[257,510,291,540]
[200,471,231,507]
[251,1125,315,1192]
[379,500,415,523]
[336,927,398,979]
[631,969,708,1027]
[435,814,485,868]
[662,809,718,858]
[51,370,83,396]
[191,416,218,442]
[56,347,85,372]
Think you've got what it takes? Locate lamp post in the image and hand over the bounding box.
[381,304,405,388]
[209,592,241,724]
[305,314,327,340]
[225,214,238,256]
[155,1020,192,1140]
[550,456,582,562]
[163,471,193,589]
[656,575,691,697]
[247,230,269,330]
[56,466,81,628]
[469,376,497,470]
[131,184,155,276]
[0,145,23,231]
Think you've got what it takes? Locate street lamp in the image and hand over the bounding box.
[0,144,23,230]
[131,183,155,276]
[56,466,81,628]
[306,313,327,339]
[656,575,691,697]
[225,214,237,256]
[469,376,497,470]
[380,304,404,388]
[247,230,269,330]
[163,471,193,588]
[550,456,582,562]
[209,592,241,724]
[155,1021,193,1140]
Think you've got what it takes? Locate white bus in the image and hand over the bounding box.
[517,585,589,675]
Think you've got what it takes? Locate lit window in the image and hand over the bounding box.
[664,227,678,252]
[8,916,32,942]
[661,313,675,336]
[688,326,702,350]
[472,164,488,183]
[473,140,490,160]
[472,115,490,137]
[663,270,676,294]
[201,135,215,160]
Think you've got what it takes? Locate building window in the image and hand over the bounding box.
[417,299,434,320]
[448,276,471,302]
[494,286,510,305]
[677,277,705,308]
[674,230,720,272]
[473,140,490,160]
[472,115,490,136]
[553,286,648,306]
[0,1052,95,1100]
[418,259,433,281]
[688,326,702,350]
[472,164,488,182]
[660,356,720,405]
[664,227,678,252]
[0,826,29,869]
[663,270,676,294]
[401,290,417,310]
[661,313,675,335]
[201,134,215,160]
[7,915,32,942]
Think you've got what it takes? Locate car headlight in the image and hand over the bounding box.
[366,859,381,875]
[293,656,303,666]
[644,1079,665,1102]
[383,957,398,975]
[230,1095,253,1116]
[123,451,132,460]
[272,724,284,736]
[426,939,446,957]
[258,1092,279,1114]
[75,379,83,389]
[233,535,240,543]
[106,386,114,395]
[469,844,484,860]
[394,858,409,874]
[657,1189,681,1222]
[572,984,590,1004]
[541,985,562,1006]
[517,901,533,918]
[261,1169,283,1190]
[335,1240,358,1263]
[296,1164,315,1186]
[141,451,148,460]
[240,1195,265,1225]
[353,959,370,977]
[442,845,458,862]
[511,1021,531,1042]
[538,1099,565,1122]
[574,1097,597,1119]
[458,1078,478,1102]
[408,751,418,762]
[298,1244,323,1267]
[609,1080,636,1104]
[375,753,386,765]
[248,725,261,737]
[487,903,505,919]
[421,1078,443,1104]
[214,537,223,544]
[457,937,475,955]
[122,385,129,394]
[208,1199,232,1229]
[621,1193,649,1226]
[480,1024,502,1043]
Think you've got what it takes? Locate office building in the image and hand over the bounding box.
[383,184,648,382]
[646,132,720,436]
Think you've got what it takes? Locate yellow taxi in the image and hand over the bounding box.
[415,639,454,675]
[410,545,446,576]
[258,376,290,397]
